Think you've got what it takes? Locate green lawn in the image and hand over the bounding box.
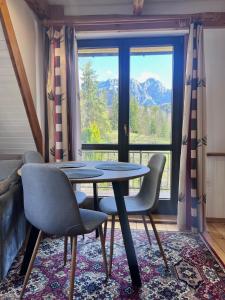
[85,129,171,145]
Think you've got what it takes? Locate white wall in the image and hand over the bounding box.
[0,23,35,155]
[63,0,225,218]
[6,0,45,132]
[76,28,225,218]
[205,28,225,153]
[204,28,225,218]
[1,0,225,217]
[206,157,225,218]
[6,0,37,105]
[0,0,45,156]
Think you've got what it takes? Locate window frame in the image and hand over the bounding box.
[78,36,184,214]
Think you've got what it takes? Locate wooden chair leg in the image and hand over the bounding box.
[142,215,152,247]
[20,231,43,299]
[149,213,168,269]
[109,215,115,276]
[69,236,77,300]
[103,220,108,240]
[99,225,108,279]
[64,236,68,266]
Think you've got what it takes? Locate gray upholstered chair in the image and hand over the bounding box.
[99,153,168,275]
[23,151,88,207]
[23,151,89,264]
[20,164,108,300]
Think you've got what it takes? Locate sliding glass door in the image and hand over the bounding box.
[78,37,184,214]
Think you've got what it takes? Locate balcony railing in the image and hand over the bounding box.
[80,150,171,198]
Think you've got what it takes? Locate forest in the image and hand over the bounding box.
[80,61,171,194]
[80,61,171,145]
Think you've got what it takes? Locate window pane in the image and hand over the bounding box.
[78,48,119,144]
[129,46,173,144]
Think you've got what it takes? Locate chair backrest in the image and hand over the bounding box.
[23,151,44,164]
[21,163,84,236]
[138,153,166,211]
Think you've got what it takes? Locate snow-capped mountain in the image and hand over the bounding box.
[98,78,172,107]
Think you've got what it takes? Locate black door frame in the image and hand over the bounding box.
[78,36,184,214]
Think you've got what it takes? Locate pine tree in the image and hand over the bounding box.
[130,97,139,134]
[80,62,111,143]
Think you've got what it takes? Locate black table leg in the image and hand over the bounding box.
[112,182,142,287]
[93,183,99,238]
[20,225,39,276]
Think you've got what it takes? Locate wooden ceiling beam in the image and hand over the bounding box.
[0,0,43,154]
[24,0,49,19]
[24,1,64,20]
[42,12,225,31]
[133,0,144,16]
[48,5,64,19]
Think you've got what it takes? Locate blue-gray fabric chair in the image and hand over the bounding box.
[23,151,89,264]
[20,164,108,300]
[99,153,168,275]
[23,151,89,207]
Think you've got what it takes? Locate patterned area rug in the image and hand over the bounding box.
[0,230,225,299]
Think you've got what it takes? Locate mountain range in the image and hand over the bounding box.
[98,78,172,108]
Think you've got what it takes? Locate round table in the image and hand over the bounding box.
[63,160,149,182]
[20,161,150,288]
[64,161,150,287]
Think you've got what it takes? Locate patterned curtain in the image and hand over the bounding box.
[65,27,82,161]
[46,26,81,162]
[178,23,207,233]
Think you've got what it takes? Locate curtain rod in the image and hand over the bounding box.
[41,12,225,31]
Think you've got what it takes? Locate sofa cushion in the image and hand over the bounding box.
[0,160,22,195]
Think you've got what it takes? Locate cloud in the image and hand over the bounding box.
[79,70,83,86]
[105,70,114,78]
[98,69,117,81]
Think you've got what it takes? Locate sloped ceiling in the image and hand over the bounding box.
[0,23,35,156]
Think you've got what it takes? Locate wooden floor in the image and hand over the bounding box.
[203,222,225,265]
[115,220,179,232]
[113,216,225,265]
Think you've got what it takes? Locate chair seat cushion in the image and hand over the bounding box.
[74,191,88,206]
[80,209,108,233]
[99,195,151,215]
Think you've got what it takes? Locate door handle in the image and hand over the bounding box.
[124,124,128,137]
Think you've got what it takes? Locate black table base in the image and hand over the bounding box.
[93,183,99,238]
[112,182,142,287]
[20,225,39,276]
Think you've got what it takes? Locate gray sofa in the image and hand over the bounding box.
[0,160,26,280]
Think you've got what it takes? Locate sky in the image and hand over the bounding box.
[79,53,173,89]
